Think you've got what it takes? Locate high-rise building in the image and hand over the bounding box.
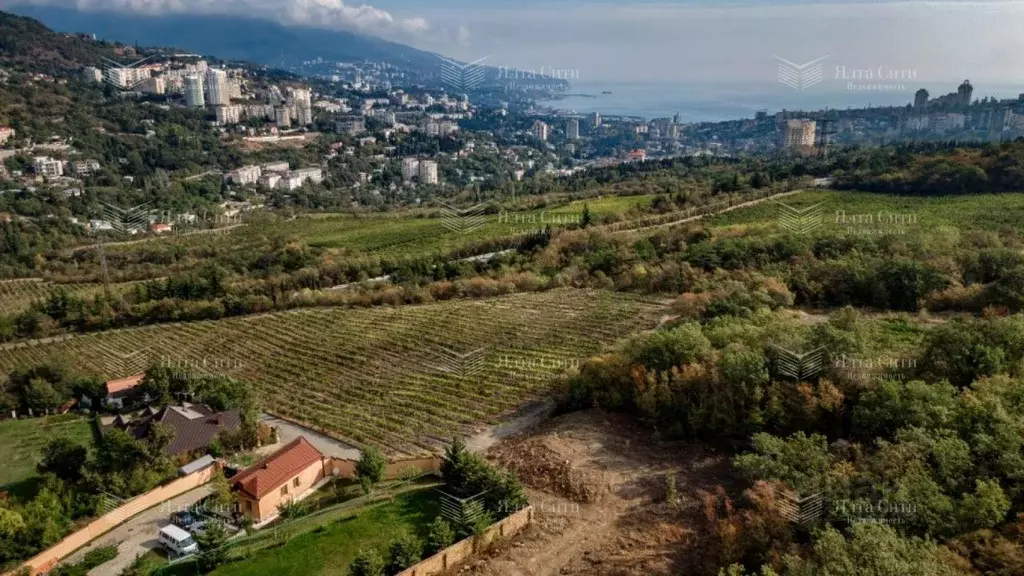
[184,75,205,108]
[591,112,601,127]
[106,67,151,89]
[566,119,580,140]
[215,105,242,126]
[914,88,929,109]
[205,69,229,106]
[672,113,680,124]
[781,119,816,152]
[958,80,974,107]
[401,158,420,182]
[532,120,549,141]
[275,106,291,128]
[418,160,439,185]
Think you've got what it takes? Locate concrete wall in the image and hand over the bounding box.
[395,506,533,576]
[325,456,441,480]
[9,464,217,576]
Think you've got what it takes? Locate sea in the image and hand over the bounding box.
[538,81,1024,123]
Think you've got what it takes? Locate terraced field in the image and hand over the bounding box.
[0,290,667,455]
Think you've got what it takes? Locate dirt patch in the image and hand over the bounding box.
[460,410,738,576]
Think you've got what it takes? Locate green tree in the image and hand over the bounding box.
[37,438,88,483]
[386,534,422,573]
[348,547,385,576]
[355,447,387,494]
[196,520,229,572]
[425,517,455,554]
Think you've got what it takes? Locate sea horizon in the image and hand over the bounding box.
[539,80,1024,123]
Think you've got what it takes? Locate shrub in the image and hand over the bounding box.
[425,517,455,554]
[348,548,385,576]
[386,534,423,574]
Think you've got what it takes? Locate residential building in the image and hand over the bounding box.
[567,119,580,140]
[335,117,365,135]
[533,120,549,141]
[0,127,15,145]
[231,437,326,524]
[401,158,420,182]
[275,106,292,128]
[958,79,974,107]
[106,67,151,89]
[103,374,146,409]
[225,165,262,185]
[83,67,102,83]
[184,75,205,108]
[114,403,242,457]
[627,149,647,162]
[914,88,929,109]
[261,161,290,173]
[292,167,324,184]
[70,159,100,176]
[260,174,282,189]
[33,156,64,178]
[419,160,439,185]
[138,76,166,95]
[781,119,817,152]
[215,105,242,126]
[931,112,966,133]
[205,69,230,106]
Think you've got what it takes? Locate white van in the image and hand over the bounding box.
[159,524,199,557]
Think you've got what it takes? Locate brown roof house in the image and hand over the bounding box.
[103,374,146,409]
[231,437,326,524]
[117,403,242,458]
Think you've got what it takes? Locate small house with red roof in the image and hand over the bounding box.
[231,437,326,523]
[104,374,146,408]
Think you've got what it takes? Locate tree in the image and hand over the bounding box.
[208,472,234,517]
[196,520,229,572]
[355,447,387,494]
[348,547,385,576]
[386,534,422,573]
[426,517,455,554]
[581,203,592,228]
[37,438,88,483]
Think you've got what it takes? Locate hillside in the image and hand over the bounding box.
[7,5,440,71]
[0,10,111,73]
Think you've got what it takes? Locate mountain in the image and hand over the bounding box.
[0,10,112,73]
[4,5,441,72]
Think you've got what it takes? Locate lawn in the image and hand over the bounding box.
[0,414,95,488]
[171,489,441,576]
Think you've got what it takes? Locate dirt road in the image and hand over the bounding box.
[73,486,212,576]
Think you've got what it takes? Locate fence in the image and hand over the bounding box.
[395,506,534,576]
[7,464,218,576]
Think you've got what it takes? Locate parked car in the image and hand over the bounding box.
[188,521,208,536]
[159,524,198,557]
[170,511,197,529]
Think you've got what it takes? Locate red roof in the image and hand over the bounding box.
[232,437,323,499]
[106,374,145,395]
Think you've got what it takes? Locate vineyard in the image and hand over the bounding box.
[0,279,114,316]
[0,289,667,455]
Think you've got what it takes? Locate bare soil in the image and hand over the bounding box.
[459,410,739,576]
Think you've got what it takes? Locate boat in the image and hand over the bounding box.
[601,90,612,95]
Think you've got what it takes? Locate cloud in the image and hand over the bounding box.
[9,0,433,38]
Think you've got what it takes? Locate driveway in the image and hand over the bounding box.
[259,414,361,460]
[74,485,212,576]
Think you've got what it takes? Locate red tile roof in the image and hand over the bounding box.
[106,374,145,395]
[232,437,324,499]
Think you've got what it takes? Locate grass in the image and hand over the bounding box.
[0,289,667,455]
[284,194,656,255]
[0,414,94,488]
[704,190,1024,233]
[162,489,441,576]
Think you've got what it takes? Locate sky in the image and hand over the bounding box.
[8,0,1024,94]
